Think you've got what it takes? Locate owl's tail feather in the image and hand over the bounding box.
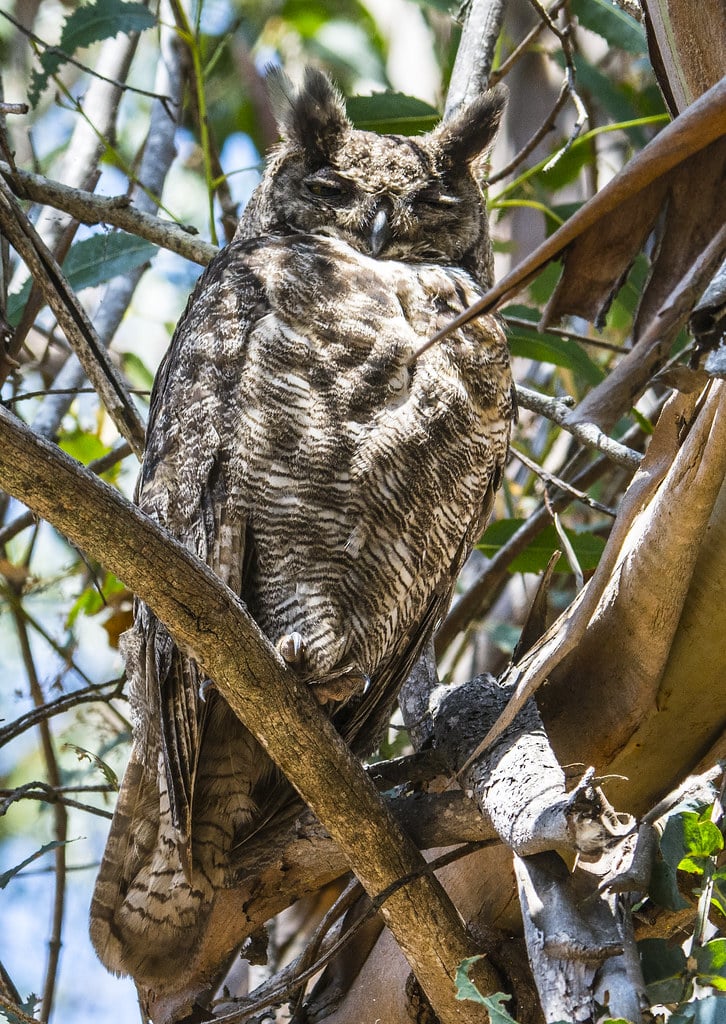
[90,698,268,979]
[89,747,216,978]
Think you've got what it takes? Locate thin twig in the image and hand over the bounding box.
[511,445,617,516]
[0,678,125,747]
[491,0,569,84]
[0,9,175,115]
[504,314,626,354]
[0,782,114,819]
[0,177,146,453]
[7,593,67,1024]
[489,80,569,184]
[6,387,150,404]
[517,386,642,468]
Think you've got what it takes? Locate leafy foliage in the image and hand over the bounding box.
[28,0,156,105]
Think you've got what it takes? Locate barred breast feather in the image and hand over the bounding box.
[90,234,512,979]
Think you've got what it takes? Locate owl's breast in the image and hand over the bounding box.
[227,236,512,685]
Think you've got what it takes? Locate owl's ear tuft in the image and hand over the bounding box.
[434,84,508,166]
[268,66,350,160]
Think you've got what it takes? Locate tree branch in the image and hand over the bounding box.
[0,178,145,453]
[0,404,501,1024]
[0,162,217,265]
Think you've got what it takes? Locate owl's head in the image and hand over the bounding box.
[238,68,506,285]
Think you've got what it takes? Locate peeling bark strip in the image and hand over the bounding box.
[0,405,500,1024]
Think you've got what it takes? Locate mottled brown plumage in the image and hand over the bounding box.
[90,68,512,984]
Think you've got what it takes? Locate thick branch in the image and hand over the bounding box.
[0,406,500,1024]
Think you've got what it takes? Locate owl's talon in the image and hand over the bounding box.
[198,679,215,702]
[277,631,306,666]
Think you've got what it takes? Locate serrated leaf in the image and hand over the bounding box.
[504,307,605,386]
[638,937,689,1004]
[7,233,158,326]
[570,0,647,53]
[346,93,440,135]
[0,840,74,889]
[63,743,119,789]
[477,519,605,575]
[29,0,156,106]
[695,938,726,991]
[0,992,40,1024]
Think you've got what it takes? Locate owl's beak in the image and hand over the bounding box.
[369,207,391,257]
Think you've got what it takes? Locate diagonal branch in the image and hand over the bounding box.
[0,179,146,454]
[0,403,501,1024]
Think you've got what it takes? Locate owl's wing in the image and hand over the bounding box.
[137,252,258,866]
[91,246,267,973]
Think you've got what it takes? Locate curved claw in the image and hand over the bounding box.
[198,678,215,702]
[277,631,306,666]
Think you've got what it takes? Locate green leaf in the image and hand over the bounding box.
[63,743,119,789]
[0,840,74,889]
[58,426,109,465]
[651,812,697,910]
[711,866,726,917]
[477,519,605,575]
[677,811,723,869]
[346,93,440,135]
[454,960,519,1022]
[63,232,157,291]
[122,352,155,392]
[638,937,689,1004]
[67,571,127,627]
[695,939,726,991]
[671,995,726,1024]
[7,233,158,326]
[504,307,605,386]
[570,0,647,53]
[29,0,156,105]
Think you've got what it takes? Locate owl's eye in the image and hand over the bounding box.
[304,174,350,202]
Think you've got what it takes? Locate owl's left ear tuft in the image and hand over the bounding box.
[434,84,508,166]
[268,66,350,160]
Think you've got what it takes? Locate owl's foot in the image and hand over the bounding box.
[277,631,305,667]
[309,670,370,705]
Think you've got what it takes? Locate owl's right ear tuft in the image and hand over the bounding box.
[434,84,508,166]
[267,66,350,160]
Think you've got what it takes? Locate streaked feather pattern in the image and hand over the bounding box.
[90,68,512,991]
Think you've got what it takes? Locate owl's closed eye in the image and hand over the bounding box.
[237,67,507,283]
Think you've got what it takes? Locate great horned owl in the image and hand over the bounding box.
[90,68,512,985]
